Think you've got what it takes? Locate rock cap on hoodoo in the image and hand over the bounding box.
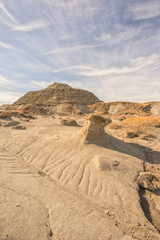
[87,114,111,125]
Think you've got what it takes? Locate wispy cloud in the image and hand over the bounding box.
[45,0,82,9]
[128,0,160,20]
[0,41,14,50]
[76,54,160,77]
[0,74,27,92]
[53,65,93,73]
[96,25,142,45]
[11,19,52,32]
[0,2,17,24]
[38,42,107,56]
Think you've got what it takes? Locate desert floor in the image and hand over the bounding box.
[0,116,159,240]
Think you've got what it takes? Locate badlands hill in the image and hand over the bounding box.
[1,82,159,117]
[13,82,100,106]
[11,82,100,115]
[0,82,160,240]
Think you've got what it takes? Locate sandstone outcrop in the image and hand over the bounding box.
[138,172,160,191]
[138,171,160,232]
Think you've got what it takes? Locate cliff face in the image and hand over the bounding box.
[13,83,100,106]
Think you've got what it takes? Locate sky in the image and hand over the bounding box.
[0,0,160,104]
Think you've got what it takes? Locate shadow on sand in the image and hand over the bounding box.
[85,132,160,165]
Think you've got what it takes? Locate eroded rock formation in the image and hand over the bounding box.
[81,114,111,142]
[138,171,160,191]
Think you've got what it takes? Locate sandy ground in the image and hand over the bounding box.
[0,116,159,240]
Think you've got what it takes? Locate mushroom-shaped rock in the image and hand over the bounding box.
[81,114,111,142]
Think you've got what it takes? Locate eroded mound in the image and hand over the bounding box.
[13,83,100,106]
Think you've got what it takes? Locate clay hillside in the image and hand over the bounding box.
[0,82,160,240]
[13,82,100,105]
[11,82,100,115]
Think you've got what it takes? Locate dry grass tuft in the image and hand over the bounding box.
[121,116,160,130]
[119,116,160,138]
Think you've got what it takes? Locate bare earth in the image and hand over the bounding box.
[0,115,160,240]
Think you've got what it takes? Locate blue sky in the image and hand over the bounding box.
[0,0,160,104]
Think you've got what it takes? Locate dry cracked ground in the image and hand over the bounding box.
[0,115,160,240]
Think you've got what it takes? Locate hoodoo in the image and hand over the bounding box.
[81,114,111,141]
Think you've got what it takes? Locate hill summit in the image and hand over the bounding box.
[13,82,100,106]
